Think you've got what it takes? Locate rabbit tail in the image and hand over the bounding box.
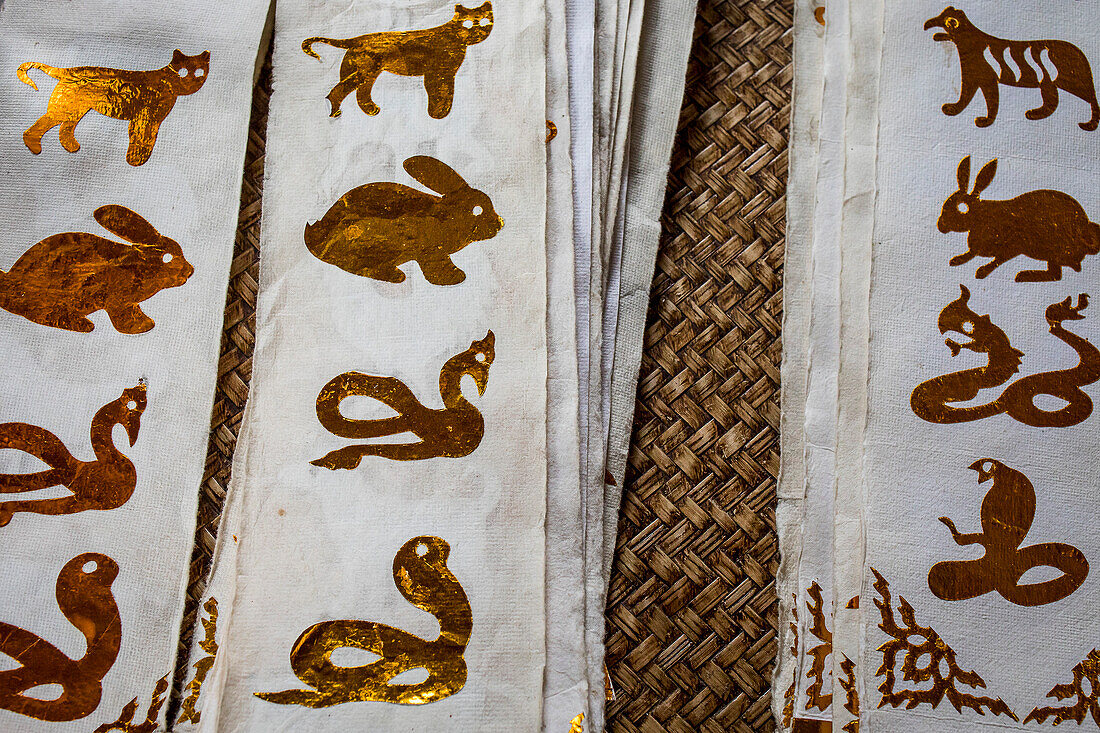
[301,37,357,61]
[16,62,62,90]
[1088,222,1100,256]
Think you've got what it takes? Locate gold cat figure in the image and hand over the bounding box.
[302,2,493,119]
[311,332,494,470]
[19,50,211,166]
[255,536,472,707]
[0,553,122,722]
[929,459,1088,607]
[0,383,146,527]
[911,286,1100,427]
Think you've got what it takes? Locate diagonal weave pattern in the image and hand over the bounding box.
[172,0,791,725]
[604,1,789,731]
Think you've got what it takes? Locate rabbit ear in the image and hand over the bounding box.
[93,205,162,245]
[403,156,468,196]
[956,156,971,192]
[972,159,998,195]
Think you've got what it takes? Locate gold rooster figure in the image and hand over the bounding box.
[311,332,494,470]
[0,383,146,526]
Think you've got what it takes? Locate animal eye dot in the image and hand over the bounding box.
[463,19,474,28]
[962,320,975,334]
[473,205,483,216]
[416,543,429,556]
[127,401,138,410]
[162,253,174,263]
[83,560,98,573]
[178,68,188,77]
[480,18,491,25]
[957,202,969,214]
[946,18,958,28]
[476,352,487,362]
[195,68,205,77]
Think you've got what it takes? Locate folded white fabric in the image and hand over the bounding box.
[777,2,1100,731]
[0,1,268,731]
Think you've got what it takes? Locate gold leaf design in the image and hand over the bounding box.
[1024,649,1100,726]
[924,8,1099,130]
[871,568,1016,719]
[805,581,832,712]
[782,593,799,727]
[177,597,220,724]
[301,2,492,119]
[569,712,584,732]
[92,675,168,733]
[839,655,859,733]
[0,384,146,526]
[311,333,494,469]
[0,553,121,721]
[18,51,210,165]
[255,536,471,707]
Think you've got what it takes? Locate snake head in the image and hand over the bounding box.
[968,458,999,483]
[465,330,496,396]
[119,382,149,446]
[937,285,983,354]
[1045,294,1089,327]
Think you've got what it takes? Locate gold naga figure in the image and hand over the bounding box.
[0,383,146,526]
[929,459,1088,607]
[911,286,1100,427]
[302,3,493,119]
[255,535,472,707]
[0,553,122,722]
[311,332,494,470]
[19,50,210,166]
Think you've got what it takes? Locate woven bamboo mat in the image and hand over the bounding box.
[170,0,791,726]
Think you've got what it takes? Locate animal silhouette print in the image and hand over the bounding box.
[940,157,1100,282]
[19,50,211,165]
[911,286,1100,427]
[92,675,168,733]
[0,205,194,334]
[311,332,495,470]
[925,7,1099,130]
[255,535,472,707]
[929,459,1088,606]
[0,383,146,527]
[302,3,493,120]
[305,156,502,285]
[0,553,122,722]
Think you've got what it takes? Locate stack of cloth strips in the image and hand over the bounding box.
[777,1,1100,731]
[0,0,698,731]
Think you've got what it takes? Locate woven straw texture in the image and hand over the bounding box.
[171,0,791,727]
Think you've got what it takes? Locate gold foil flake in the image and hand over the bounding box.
[546,120,558,142]
[311,332,494,469]
[0,553,121,721]
[0,205,194,334]
[91,674,168,733]
[0,383,146,527]
[304,155,501,285]
[804,581,832,712]
[813,6,825,25]
[569,713,584,732]
[925,8,1099,130]
[782,594,799,727]
[19,50,210,165]
[604,665,615,702]
[302,2,492,119]
[929,459,1088,606]
[178,597,220,724]
[838,656,859,733]
[255,536,472,707]
[1025,649,1100,726]
[871,568,1017,720]
[791,719,830,732]
[939,156,1100,281]
[911,286,1100,427]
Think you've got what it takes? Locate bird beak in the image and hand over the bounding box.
[474,365,490,396]
[125,411,142,446]
[924,17,942,30]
